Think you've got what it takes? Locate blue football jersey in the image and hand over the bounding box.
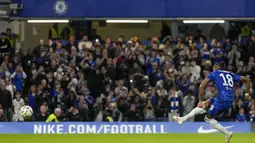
[207,70,241,102]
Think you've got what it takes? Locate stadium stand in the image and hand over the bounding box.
[0,24,254,123]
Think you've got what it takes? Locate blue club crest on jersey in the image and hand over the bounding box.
[53,0,68,15]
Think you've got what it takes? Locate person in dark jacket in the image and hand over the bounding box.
[67,105,81,121]
[124,104,140,121]
[35,104,49,121]
[33,39,49,58]
[0,80,12,121]
[28,85,37,112]
[0,32,11,55]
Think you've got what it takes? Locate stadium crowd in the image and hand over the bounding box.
[0,24,255,122]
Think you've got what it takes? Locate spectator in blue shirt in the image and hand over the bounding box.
[177,74,190,95]
[196,37,206,50]
[223,38,232,51]
[201,43,210,62]
[11,66,27,92]
[146,50,160,75]
[83,88,95,106]
[168,86,181,122]
[28,85,37,112]
[236,108,247,122]
[210,41,225,64]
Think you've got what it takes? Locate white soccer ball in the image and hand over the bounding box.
[20,105,33,118]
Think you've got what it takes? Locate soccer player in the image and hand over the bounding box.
[173,62,251,143]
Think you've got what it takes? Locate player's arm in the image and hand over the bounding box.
[240,76,251,100]
[197,78,212,109]
[199,77,211,102]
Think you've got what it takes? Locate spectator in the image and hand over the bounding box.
[146,50,160,75]
[201,43,210,64]
[46,108,62,122]
[78,35,92,51]
[234,98,244,114]
[210,41,225,64]
[11,66,27,92]
[227,45,241,66]
[160,22,171,40]
[79,98,90,121]
[36,80,50,112]
[0,109,7,122]
[65,35,78,53]
[0,33,11,55]
[33,39,48,57]
[124,104,139,121]
[168,87,181,122]
[5,78,16,99]
[48,23,60,40]
[28,85,37,112]
[83,88,95,106]
[236,108,247,122]
[149,63,163,87]
[35,104,49,121]
[177,74,190,95]
[115,80,128,98]
[181,61,191,75]
[67,105,81,121]
[223,38,232,51]
[248,102,255,122]
[0,80,12,121]
[90,29,102,41]
[182,91,196,122]
[0,62,11,79]
[66,90,77,109]
[190,60,201,83]
[248,35,255,59]
[6,28,17,49]
[110,102,122,122]
[144,100,155,121]
[12,92,25,122]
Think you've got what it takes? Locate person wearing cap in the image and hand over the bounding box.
[46,108,62,122]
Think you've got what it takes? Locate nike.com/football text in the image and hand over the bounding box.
[33,124,166,134]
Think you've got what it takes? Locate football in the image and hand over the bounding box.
[20,105,33,118]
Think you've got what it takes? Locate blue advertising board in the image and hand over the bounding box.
[0,122,251,134]
[17,0,252,18]
[18,0,165,18]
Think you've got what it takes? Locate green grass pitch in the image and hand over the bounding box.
[0,134,254,143]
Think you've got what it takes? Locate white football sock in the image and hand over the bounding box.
[181,107,206,122]
[207,118,229,135]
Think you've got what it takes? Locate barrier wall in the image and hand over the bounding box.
[16,0,255,18]
[0,122,251,134]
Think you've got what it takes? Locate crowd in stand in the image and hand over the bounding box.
[0,24,255,122]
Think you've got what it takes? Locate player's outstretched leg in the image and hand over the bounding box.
[173,107,206,125]
[205,116,233,143]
